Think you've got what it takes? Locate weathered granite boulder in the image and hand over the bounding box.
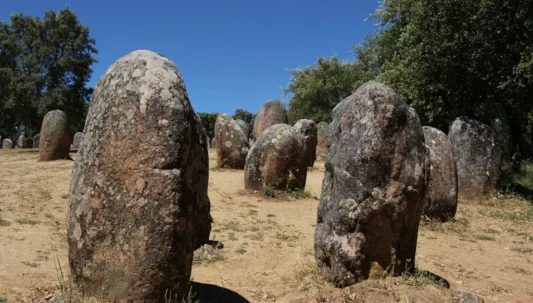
[314,82,428,287]
[214,114,250,169]
[2,138,13,149]
[236,119,250,139]
[253,100,288,140]
[448,117,501,195]
[294,119,317,167]
[72,132,83,149]
[423,126,458,221]
[244,124,307,191]
[39,110,71,161]
[68,50,211,302]
[316,122,330,161]
[33,134,40,149]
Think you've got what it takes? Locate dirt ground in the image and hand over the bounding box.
[1,149,532,302]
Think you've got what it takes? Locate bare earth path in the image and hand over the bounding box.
[0,150,532,302]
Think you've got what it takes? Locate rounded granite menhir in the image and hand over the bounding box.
[39,110,71,161]
[68,50,211,302]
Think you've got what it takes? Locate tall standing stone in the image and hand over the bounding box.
[316,122,330,161]
[39,110,71,161]
[236,119,250,139]
[33,134,40,149]
[423,126,458,221]
[2,139,12,149]
[214,114,250,169]
[68,50,211,302]
[294,119,317,167]
[448,117,501,195]
[314,82,428,287]
[72,132,83,149]
[245,124,307,191]
[253,100,288,140]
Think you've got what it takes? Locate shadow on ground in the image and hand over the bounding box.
[189,282,250,303]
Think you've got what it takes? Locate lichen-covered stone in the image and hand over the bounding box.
[39,110,71,161]
[314,82,428,287]
[448,117,501,195]
[244,124,307,191]
[294,119,317,167]
[33,134,40,149]
[214,114,250,169]
[316,122,330,161]
[2,139,13,149]
[423,126,458,221]
[72,132,83,149]
[236,119,250,139]
[253,100,288,140]
[68,50,211,302]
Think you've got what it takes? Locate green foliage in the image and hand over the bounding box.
[0,8,97,141]
[233,108,255,124]
[284,56,373,124]
[357,0,533,158]
[196,112,219,139]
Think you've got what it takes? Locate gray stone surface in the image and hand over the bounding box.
[253,100,288,140]
[314,82,428,287]
[294,119,317,167]
[68,50,211,302]
[244,124,307,191]
[235,119,250,139]
[316,122,330,161]
[17,134,27,148]
[423,126,458,221]
[448,117,501,195]
[33,134,40,149]
[211,137,216,149]
[214,114,250,169]
[2,138,13,149]
[72,132,83,149]
[39,110,71,161]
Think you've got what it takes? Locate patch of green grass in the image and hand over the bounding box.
[266,214,276,218]
[511,247,533,254]
[245,232,264,241]
[486,228,500,234]
[228,232,238,241]
[0,217,10,227]
[16,218,40,225]
[21,260,39,267]
[236,247,247,254]
[290,189,312,199]
[220,220,241,232]
[248,209,258,216]
[61,194,69,199]
[475,235,496,241]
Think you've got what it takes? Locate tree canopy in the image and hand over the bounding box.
[0,8,97,141]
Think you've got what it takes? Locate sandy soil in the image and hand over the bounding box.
[0,149,532,302]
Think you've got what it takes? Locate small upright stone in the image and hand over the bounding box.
[207,136,211,149]
[211,137,216,149]
[314,82,427,287]
[448,117,501,195]
[17,134,27,148]
[72,132,83,149]
[423,126,458,221]
[316,122,330,161]
[236,119,250,139]
[39,110,71,161]
[253,100,288,140]
[214,114,250,169]
[68,50,211,302]
[33,134,40,149]
[244,124,307,191]
[2,139,13,149]
[294,119,317,167]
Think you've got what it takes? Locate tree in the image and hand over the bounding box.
[233,109,255,125]
[197,112,219,139]
[357,0,533,158]
[284,56,372,124]
[0,8,97,141]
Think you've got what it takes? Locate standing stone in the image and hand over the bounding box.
[39,110,71,161]
[448,117,501,195]
[17,134,27,148]
[214,114,250,169]
[236,119,250,139]
[72,132,83,149]
[33,134,40,149]
[211,137,216,149]
[207,136,211,149]
[314,82,428,287]
[2,139,13,149]
[244,124,307,191]
[316,122,330,161]
[0,135,2,148]
[294,119,318,167]
[253,100,288,140]
[423,126,458,221]
[68,50,211,302]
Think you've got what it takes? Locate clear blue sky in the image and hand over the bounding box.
[1,0,379,114]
